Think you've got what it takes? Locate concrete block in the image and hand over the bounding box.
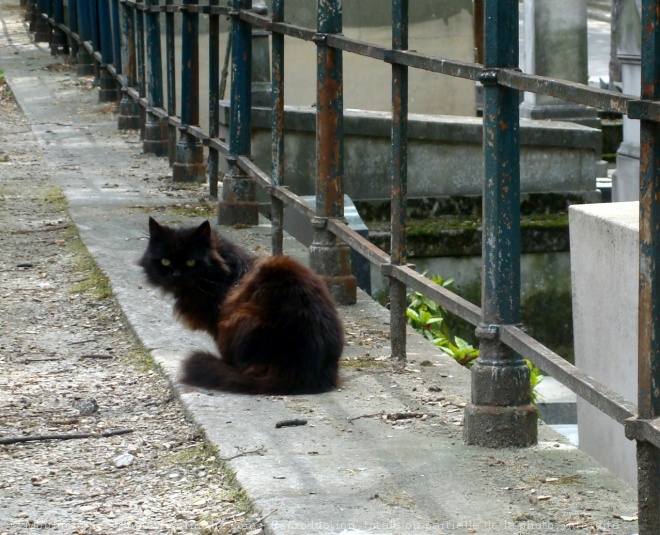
[570,201,638,486]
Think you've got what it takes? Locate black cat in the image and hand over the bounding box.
[139,217,344,394]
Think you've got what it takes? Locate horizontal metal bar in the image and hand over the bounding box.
[500,325,637,425]
[626,417,660,449]
[327,219,392,267]
[327,34,386,61]
[498,68,632,115]
[387,265,482,326]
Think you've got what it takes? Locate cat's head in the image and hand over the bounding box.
[139,217,229,294]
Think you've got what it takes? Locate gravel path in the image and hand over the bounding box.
[0,12,263,534]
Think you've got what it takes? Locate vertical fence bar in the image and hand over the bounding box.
[463,0,537,448]
[75,0,94,74]
[218,0,259,224]
[309,0,356,305]
[635,1,660,531]
[135,0,147,138]
[388,0,409,366]
[68,0,80,64]
[208,0,221,198]
[34,0,51,42]
[165,0,177,165]
[270,0,284,255]
[111,0,123,76]
[97,0,119,103]
[87,0,101,83]
[118,0,140,129]
[143,0,168,156]
[50,0,67,55]
[172,0,206,181]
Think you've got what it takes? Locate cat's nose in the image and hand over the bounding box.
[172,269,182,280]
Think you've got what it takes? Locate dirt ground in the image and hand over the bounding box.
[0,30,264,535]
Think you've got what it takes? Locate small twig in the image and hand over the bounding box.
[347,411,385,423]
[0,428,134,445]
[386,412,430,421]
[79,354,113,360]
[219,446,266,461]
[70,338,97,345]
[275,419,307,429]
[70,493,116,507]
[24,357,60,363]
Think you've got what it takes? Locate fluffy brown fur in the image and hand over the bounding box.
[139,217,344,395]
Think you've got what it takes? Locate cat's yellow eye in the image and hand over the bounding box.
[186,259,196,267]
[161,258,171,267]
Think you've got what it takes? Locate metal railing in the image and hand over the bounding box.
[28,0,660,530]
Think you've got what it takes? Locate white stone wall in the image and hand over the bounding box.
[570,202,639,487]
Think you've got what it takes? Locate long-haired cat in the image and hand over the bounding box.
[139,217,344,395]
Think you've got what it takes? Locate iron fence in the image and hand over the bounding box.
[28,0,660,530]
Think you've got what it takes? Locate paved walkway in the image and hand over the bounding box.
[0,6,639,535]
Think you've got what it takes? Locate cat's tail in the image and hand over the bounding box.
[180,351,334,395]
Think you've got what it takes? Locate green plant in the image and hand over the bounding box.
[406,274,543,399]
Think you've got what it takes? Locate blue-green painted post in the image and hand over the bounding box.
[143,0,168,156]
[67,0,80,64]
[50,0,68,55]
[389,0,409,366]
[208,0,221,198]
[463,0,537,448]
[34,0,51,42]
[97,0,119,102]
[309,0,356,305]
[217,0,258,224]
[165,0,177,165]
[172,0,205,182]
[135,0,147,139]
[75,0,94,74]
[629,1,660,531]
[270,0,285,254]
[117,0,140,129]
[111,0,123,77]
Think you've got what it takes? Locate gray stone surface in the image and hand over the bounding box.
[221,104,602,203]
[0,15,640,535]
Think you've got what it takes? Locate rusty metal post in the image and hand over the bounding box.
[632,1,660,531]
[218,0,258,224]
[117,0,140,130]
[172,0,206,182]
[309,0,356,305]
[270,0,285,255]
[143,0,168,156]
[463,0,538,448]
[97,0,119,103]
[165,0,177,165]
[388,0,409,366]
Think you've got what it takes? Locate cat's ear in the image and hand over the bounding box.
[195,220,212,241]
[148,217,165,239]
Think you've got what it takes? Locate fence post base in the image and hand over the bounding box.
[218,167,258,225]
[172,133,205,182]
[309,227,357,305]
[76,47,95,76]
[463,402,538,448]
[463,331,538,448]
[33,18,51,43]
[143,114,169,157]
[98,68,118,103]
[117,92,140,130]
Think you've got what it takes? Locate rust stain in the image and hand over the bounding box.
[499,119,507,131]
